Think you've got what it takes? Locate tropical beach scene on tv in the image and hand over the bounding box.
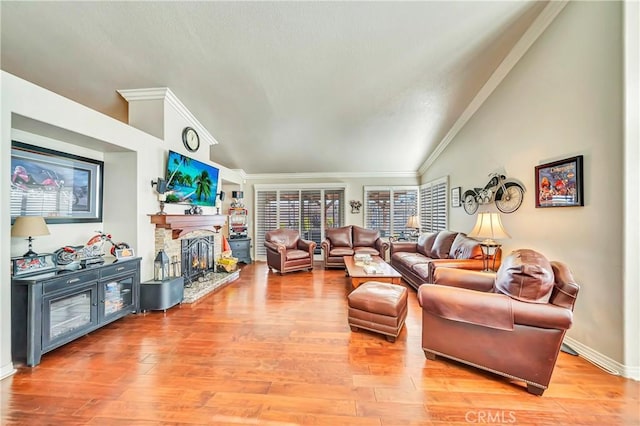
[165,150,219,207]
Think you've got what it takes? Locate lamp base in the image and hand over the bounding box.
[22,249,38,257]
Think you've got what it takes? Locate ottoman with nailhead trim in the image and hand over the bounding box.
[347,281,408,342]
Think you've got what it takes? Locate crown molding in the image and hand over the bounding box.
[246,170,419,181]
[117,87,218,146]
[418,0,569,176]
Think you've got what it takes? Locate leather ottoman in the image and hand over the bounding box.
[347,281,408,342]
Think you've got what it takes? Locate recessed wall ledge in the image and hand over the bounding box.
[149,214,226,239]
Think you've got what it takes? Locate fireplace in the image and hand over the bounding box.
[181,235,215,281]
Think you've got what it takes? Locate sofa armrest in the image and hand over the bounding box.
[375,238,390,258]
[418,284,514,331]
[390,242,417,256]
[320,239,331,252]
[433,266,495,292]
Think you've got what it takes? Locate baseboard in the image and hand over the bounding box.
[564,336,639,380]
[0,362,17,381]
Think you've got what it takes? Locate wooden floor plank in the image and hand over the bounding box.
[2,261,638,425]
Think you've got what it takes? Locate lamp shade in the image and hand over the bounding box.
[467,212,510,244]
[11,216,50,238]
[405,215,421,229]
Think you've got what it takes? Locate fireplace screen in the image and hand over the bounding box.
[181,236,215,281]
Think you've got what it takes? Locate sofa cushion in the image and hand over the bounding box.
[495,249,555,304]
[416,232,438,257]
[391,252,431,270]
[267,229,300,249]
[327,226,352,248]
[329,247,354,256]
[354,246,380,256]
[353,226,380,247]
[410,263,432,281]
[450,233,484,260]
[430,231,458,259]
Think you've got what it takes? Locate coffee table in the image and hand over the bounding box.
[343,255,402,289]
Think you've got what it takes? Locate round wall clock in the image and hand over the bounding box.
[182,127,200,152]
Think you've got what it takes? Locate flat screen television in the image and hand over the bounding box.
[165,150,219,207]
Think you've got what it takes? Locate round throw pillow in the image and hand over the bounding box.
[494,249,554,303]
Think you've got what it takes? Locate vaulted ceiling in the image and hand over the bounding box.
[1,1,546,175]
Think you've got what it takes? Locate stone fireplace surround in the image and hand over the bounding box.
[150,214,240,303]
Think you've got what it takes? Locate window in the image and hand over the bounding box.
[420,177,448,232]
[364,187,419,238]
[255,186,345,257]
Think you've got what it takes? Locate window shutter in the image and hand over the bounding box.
[255,190,277,257]
[301,190,322,254]
[365,190,391,237]
[392,189,419,236]
[324,190,344,229]
[420,177,448,233]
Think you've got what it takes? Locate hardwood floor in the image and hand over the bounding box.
[2,262,638,425]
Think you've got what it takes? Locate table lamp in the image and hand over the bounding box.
[467,212,510,272]
[11,216,50,257]
[405,215,421,239]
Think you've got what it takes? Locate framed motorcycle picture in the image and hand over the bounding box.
[11,253,56,277]
[10,141,104,224]
[535,155,584,208]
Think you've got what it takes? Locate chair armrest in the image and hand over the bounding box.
[390,242,417,256]
[264,240,285,253]
[433,267,495,292]
[418,284,514,331]
[511,298,574,330]
[298,239,317,253]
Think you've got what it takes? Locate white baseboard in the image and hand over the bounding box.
[0,362,16,381]
[564,337,640,380]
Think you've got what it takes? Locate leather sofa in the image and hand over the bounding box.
[264,228,316,274]
[418,249,580,395]
[390,230,500,290]
[321,225,389,269]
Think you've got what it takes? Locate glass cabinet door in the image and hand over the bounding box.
[42,286,98,351]
[101,275,134,320]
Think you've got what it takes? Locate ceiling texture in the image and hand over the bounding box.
[1,1,546,176]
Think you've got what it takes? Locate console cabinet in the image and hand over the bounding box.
[229,237,252,264]
[11,258,141,366]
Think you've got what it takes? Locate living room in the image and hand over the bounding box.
[1,0,638,421]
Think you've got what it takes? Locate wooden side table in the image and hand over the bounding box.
[479,242,501,272]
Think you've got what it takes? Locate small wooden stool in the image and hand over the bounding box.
[347,281,408,342]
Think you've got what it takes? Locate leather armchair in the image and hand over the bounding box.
[264,228,316,274]
[417,249,579,395]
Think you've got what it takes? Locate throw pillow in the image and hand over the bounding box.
[450,233,484,259]
[430,230,458,259]
[494,249,555,303]
[327,226,352,247]
[416,232,438,257]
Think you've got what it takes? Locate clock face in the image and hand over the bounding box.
[182,127,200,152]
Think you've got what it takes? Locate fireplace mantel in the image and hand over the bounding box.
[149,214,226,239]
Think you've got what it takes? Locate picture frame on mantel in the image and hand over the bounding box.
[535,155,584,208]
[10,141,104,223]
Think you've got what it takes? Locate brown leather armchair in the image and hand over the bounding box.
[417,249,579,395]
[321,225,389,269]
[264,228,316,274]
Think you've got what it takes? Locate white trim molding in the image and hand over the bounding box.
[117,87,218,146]
[0,364,16,381]
[247,170,419,181]
[564,337,639,380]
[418,1,569,175]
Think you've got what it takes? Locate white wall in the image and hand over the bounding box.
[0,71,244,378]
[422,2,628,365]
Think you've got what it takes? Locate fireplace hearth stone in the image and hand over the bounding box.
[182,270,240,303]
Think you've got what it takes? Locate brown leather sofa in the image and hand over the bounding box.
[264,228,316,274]
[321,225,389,269]
[417,249,580,395]
[390,230,500,290]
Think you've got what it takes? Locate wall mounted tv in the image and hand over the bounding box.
[165,150,219,207]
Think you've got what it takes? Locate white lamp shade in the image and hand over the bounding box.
[467,212,510,243]
[11,216,50,237]
[406,215,421,229]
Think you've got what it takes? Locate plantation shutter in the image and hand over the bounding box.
[420,177,448,233]
[255,190,277,257]
[254,186,345,259]
[365,189,391,237]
